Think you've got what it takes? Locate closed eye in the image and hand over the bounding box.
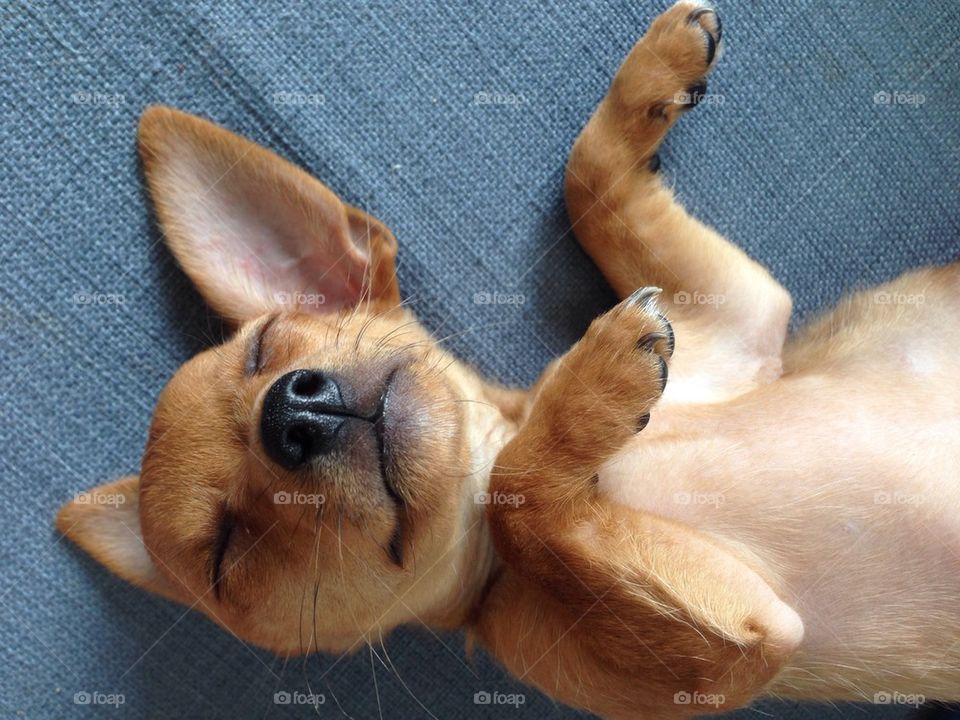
[245,314,278,375]
[210,508,235,601]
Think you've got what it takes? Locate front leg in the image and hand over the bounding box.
[483,290,803,718]
[566,1,792,402]
[511,285,673,505]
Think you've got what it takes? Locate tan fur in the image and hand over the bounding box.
[57,3,960,717]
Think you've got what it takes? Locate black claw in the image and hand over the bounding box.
[626,286,662,308]
[637,331,666,352]
[688,7,713,24]
[705,29,717,65]
[661,318,675,357]
[636,413,651,432]
[658,356,669,392]
[682,80,708,110]
[648,153,661,173]
[688,6,722,46]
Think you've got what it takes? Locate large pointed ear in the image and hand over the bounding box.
[56,476,188,605]
[137,106,400,324]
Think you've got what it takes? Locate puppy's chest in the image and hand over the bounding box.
[594,403,960,656]
[595,409,960,550]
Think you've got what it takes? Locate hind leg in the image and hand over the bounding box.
[785,263,960,373]
[566,2,792,402]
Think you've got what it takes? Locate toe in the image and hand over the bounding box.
[687,7,722,66]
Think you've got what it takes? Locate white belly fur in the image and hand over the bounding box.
[597,368,960,700]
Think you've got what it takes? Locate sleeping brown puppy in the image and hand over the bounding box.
[58,2,960,717]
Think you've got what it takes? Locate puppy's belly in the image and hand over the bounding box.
[596,373,960,699]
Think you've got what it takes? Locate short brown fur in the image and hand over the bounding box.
[58,3,960,717]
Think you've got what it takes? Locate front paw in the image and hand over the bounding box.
[536,287,672,457]
[583,286,673,416]
[609,2,724,161]
[632,2,723,116]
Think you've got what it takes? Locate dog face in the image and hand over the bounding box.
[137,311,476,653]
[57,108,507,654]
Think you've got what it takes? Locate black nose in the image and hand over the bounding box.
[260,369,347,469]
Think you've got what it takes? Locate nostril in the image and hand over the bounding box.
[291,371,323,398]
[285,424,310,452]
[283,369,344,410]
[266,413,344,469]
[261,369,348,469]
[286,425,310,446]
[282,423,315,466]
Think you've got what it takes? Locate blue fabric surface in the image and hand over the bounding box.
[1,0,958,718]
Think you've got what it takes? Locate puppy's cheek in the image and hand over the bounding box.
[384,368,461,480]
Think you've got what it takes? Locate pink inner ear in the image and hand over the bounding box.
[168,157,371,319]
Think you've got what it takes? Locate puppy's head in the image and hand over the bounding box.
[58,108,505,654]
